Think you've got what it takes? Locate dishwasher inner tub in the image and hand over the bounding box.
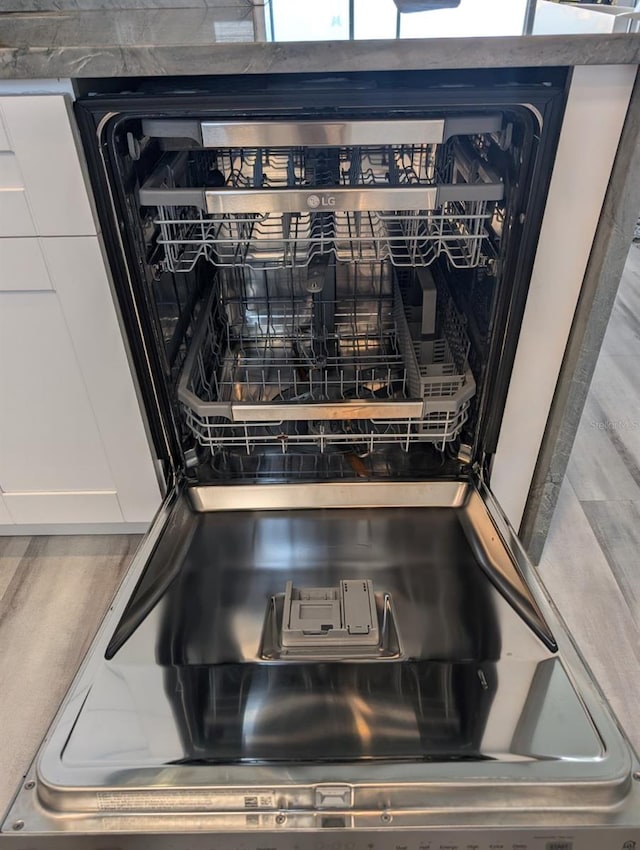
[42,494,604,773]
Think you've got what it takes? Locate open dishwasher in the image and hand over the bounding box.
[3,69,640,849]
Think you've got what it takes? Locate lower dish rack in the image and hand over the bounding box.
[177,262,476,454]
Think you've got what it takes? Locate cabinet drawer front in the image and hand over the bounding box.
[0,238,52,291]
[0,191,36,237]
[41,236,163,523]
[2,491,123,525]
[0,152,36,236]
[0,291,117,494]
[0,95,96,237]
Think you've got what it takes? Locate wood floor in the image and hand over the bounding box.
[0,534,140,815]
[0,245,639,818]
[539,242,640,757]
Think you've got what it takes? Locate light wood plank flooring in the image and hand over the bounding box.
[539,242,640,756]
[0,534,140,816]
[0,246,639,817]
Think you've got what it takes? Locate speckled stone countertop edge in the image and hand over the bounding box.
[0,34,639,80]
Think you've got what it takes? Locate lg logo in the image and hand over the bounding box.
[622,841,637,850]
[307,194,336,209]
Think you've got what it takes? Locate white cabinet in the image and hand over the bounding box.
[0,291,117,494]
[0,92,162,531]
[0,151,36,237]
[0,238,52,291]
[0,95,96,237]
[491,64,638,527]
[41,237,163,525]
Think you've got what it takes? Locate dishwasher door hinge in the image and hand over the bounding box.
[477,451,492,486]
[458,443,489,485]
[183,447,200,469]
[456,442,473,467]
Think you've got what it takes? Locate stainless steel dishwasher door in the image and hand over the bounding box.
[4,480,639,850]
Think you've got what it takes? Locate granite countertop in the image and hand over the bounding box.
[0,0,639,80]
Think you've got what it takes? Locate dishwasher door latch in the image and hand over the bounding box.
[314,784,354,809]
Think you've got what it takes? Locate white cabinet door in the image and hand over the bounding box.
[0,238,52,291]
[2,492,123,526]
[0,152,36,237]
[0,91,162,529]
[0,290,123,522]
[41,237,162,524]
[0,95,96,237]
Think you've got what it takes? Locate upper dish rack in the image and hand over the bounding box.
[139,129,504,274]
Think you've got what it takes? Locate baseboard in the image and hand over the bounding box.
[0,522,150,536]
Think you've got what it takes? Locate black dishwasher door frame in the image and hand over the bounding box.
[74,67,568,487]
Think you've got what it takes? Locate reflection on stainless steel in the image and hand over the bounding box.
[58,656,601,769]
[183,481,554,652]
[141,117,504,150]
[163,661,496,764]
[200,186,443,216]
[201,119,443,149]
[188,480,469,511]
[147,501,506,667]
[460,489,557,651]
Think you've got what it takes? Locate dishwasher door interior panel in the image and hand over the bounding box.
[8,480,635,843]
